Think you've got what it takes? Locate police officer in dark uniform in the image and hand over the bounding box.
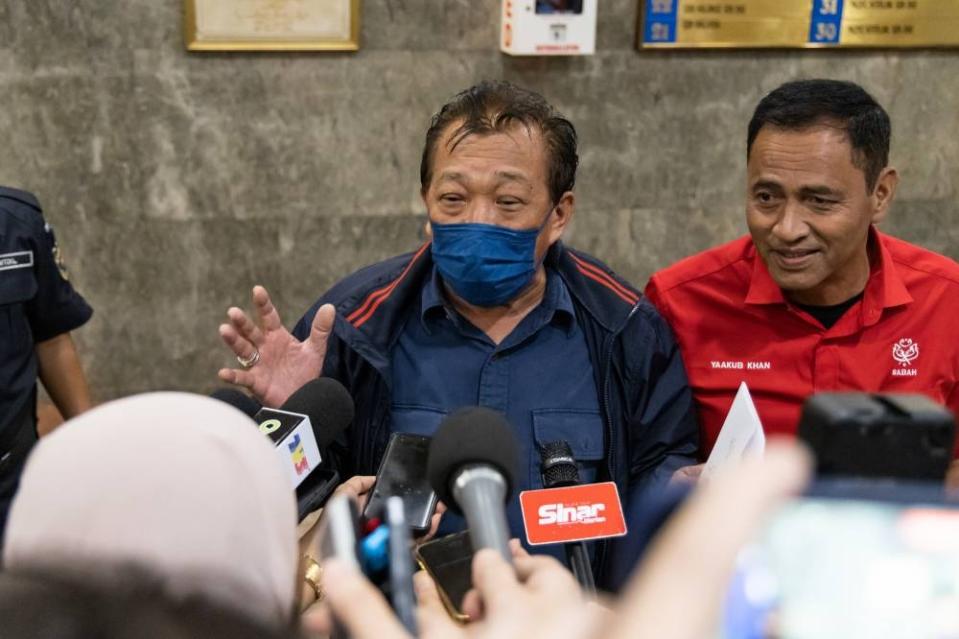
[0,186,93,545]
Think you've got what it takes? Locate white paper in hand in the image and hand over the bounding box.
[703,381,765,478]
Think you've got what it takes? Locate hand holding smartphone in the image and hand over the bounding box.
[415,531,474,622]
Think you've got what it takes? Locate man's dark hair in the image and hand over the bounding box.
[420,80,578,204]
[747,79,891,191]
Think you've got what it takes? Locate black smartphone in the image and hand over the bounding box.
[364,433,438,534]
[415,531,474,622]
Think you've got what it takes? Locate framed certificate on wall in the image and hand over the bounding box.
[185,0,360,51]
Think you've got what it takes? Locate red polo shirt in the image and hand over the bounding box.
[646,228,959,459]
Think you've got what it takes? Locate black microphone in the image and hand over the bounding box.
[278,378,355,451]
[540,440,596,595]
[427,407,519,562]
[209,388,261,418]
[255,378,355,521]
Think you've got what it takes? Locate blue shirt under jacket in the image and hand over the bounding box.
[389,266,603,564]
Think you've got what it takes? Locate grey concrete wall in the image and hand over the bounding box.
[2,0,957,401]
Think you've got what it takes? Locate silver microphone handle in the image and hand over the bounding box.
[452,464,512,563]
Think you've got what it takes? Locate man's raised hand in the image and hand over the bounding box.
[217,285,335,407]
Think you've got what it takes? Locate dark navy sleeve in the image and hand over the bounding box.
[599,300,699,591]
[624,300,699,488]
[24,211,93,342]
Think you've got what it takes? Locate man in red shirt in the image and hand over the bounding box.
[646,79,959,481]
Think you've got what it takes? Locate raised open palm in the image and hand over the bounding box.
[217,285,335,408]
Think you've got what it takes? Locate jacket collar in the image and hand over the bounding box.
[333,240,640,359]
[548,241,641,334]
[419,263,576,336]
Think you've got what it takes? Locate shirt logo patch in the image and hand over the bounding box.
[0,251,34,272]
[891,338,919,377]
[892,338,919,367]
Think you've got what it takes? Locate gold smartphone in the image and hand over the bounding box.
[415,531,473,622]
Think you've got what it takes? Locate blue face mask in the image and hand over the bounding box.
[430,210,553,307]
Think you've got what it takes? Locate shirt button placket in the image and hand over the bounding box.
[813,339,840,391]
[477,351,510,414]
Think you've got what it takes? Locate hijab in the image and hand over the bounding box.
[3,392,298,627]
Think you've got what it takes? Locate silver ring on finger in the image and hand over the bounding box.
[236,349,260,369]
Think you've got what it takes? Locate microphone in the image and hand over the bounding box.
[254,378,355,521]
[277,378,355,452]
[427,407,519,563]
[540,441,596,595]
[209,388,261,418]
[253,378,353,487]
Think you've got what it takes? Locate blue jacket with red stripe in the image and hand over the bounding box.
[292,241,698,590]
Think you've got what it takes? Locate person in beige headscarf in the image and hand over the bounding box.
[2,392,300,629]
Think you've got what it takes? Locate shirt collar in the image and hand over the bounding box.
[420,265,447,326]
[744,227,914,314]
[862,227,913,322]
[420,265,576,335]
[743,240,786,305]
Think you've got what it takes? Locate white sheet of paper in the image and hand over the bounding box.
[703,381,765,478]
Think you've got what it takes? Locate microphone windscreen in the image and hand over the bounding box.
[281,378,355,449]
[209,388,261,418]
[427,407,519,511]
[539,440,580,488]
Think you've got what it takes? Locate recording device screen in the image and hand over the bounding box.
[722,486,959,639]
[415,531,473,622]
[364,433,438,534]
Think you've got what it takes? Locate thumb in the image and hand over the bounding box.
[309,304,336,350]
[323,559,411,639]
[414,571,466,638]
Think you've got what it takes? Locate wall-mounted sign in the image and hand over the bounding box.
[638,0,959,49]
[501,0,598,56]
[185,0,360,51]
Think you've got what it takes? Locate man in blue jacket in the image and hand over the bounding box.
[218,81,697,588]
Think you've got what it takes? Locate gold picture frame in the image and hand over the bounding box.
[185,0,360,52]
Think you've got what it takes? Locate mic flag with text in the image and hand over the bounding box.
[255,378,354,490]
[257,406,322,488]
[520,482,627,545]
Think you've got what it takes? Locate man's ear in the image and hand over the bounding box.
[421,189,433,239]
[546,191,575,245]
[871,167,899,225]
